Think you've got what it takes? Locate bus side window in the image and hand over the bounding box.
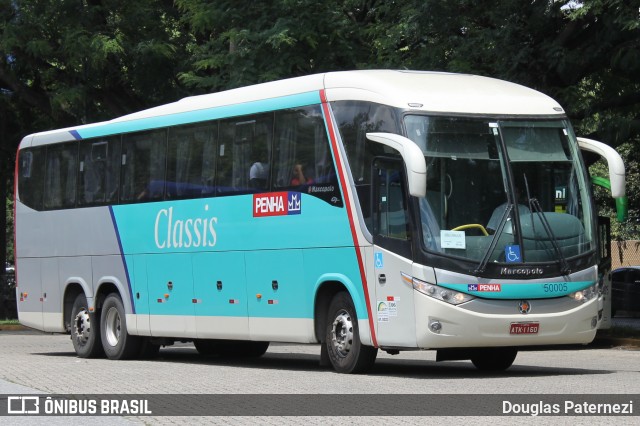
[372,157,412,257]
[120,130,167,203]
[18,148,46,211]
[167,123,217,199]
[44,142,78,210]
[78,139,122,206]
[218,114,273,195]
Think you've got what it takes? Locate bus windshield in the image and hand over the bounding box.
[404,116,595,266]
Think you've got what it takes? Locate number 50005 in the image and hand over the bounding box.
[543,283,568,292]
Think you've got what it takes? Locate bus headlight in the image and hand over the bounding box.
[412,277,475,305]
[568,284,598,302]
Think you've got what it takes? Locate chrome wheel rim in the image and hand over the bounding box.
[104,306,121,347]
[73,308,91,346]
[331,309,353,357]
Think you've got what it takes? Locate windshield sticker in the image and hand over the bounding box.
[505,245,521,263]
[441,230,465,249]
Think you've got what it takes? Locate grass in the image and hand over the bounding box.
[0,319,20,325]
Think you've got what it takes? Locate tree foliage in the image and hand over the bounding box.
[1,0,639,254]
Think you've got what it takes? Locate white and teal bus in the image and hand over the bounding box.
[14,70,626,373]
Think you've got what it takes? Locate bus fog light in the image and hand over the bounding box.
[429,320,442,333]
[591,317,597,328]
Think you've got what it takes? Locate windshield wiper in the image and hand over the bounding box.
[474,203,513,274]
[522,175,570,275]
[528,197,571,275]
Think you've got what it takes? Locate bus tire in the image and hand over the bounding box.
[100,293,141,360]
[471,348,518,371]
[324,291,377,374]
[70,293,104,358]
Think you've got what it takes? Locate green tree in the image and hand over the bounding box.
[175,0,378,91]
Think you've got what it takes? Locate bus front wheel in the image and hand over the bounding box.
[100,293,141,360]
[70,294,103,358]
[324,291,377,374]
[470,348,518,371]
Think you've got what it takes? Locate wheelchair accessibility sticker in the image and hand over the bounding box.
[375,252,384,269]
[505,245,521,263]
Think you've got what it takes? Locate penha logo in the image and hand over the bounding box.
[254,192,302,217]
[468,283,502,292]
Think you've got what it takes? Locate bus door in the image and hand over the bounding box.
[597,216,612,329]
[369,158,418,347]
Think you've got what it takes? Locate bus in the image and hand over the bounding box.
[14,70,626,373]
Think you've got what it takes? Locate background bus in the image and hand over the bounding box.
[14,70,625,373]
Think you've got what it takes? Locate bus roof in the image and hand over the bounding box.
[20,70,565,147]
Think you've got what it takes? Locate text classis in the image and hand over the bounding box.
[154,205,218,249]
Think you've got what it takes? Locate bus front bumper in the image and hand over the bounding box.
[414,292,599,349]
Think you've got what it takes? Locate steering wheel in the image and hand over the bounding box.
[451,224,489,236]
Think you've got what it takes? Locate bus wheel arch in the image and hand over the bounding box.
[63,283,85,334]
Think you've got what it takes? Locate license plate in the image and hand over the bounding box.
[510,322,539,334]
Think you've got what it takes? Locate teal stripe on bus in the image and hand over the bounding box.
[111,194,362,318]
[75,91,322,139]
[438,281,595,299]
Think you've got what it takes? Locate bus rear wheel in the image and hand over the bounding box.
[470,348,518,371]
[324,291,377,374]
[100,293,141,360]
[70,294,103,358]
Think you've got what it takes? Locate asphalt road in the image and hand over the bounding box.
[0,325,639,425]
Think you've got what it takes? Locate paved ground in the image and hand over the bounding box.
[0,316,638,424]
[0,328,639,425]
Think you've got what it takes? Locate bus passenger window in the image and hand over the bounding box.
[218,114,273,195]
[78,138,121,206]
[18,148,46,210]
[167,123,217,199]
[44,142,78,210]
[120,130,167,203]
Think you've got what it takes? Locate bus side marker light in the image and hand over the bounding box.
[256,294,262,299]
[164,293,170,299]
[268,299,278,305]
[157,299,164,303]
[229,299,239,304]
